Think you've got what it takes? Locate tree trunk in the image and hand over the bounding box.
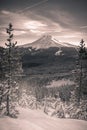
[6,94,10,115]
[78,56,83,104]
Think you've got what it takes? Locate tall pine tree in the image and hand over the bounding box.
[0,23,23,117]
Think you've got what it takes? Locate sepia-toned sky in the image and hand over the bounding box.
[0,0,87,46]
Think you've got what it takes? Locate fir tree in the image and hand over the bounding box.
[75,39,87,103]
[1,23,23,117]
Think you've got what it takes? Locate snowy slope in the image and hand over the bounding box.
[0,107,87,130]
[21,35,76,49]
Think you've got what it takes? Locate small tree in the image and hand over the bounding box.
[76,39,86,103]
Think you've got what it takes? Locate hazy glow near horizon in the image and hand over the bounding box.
[24,21,47,30]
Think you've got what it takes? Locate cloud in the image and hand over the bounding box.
[1,10,11,15]
[18,0,49,13]
[80,26,87,29]
[24,21,47,30]
[30,29,45,35]
[0,9,64,37]
[0,8,87,47]
[48,10,74,26]
[14,30,27,36]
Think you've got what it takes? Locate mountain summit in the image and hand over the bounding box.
[21,34,76,49]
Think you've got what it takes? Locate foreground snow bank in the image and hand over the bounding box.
[0,107,87,130]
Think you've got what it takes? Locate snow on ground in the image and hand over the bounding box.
[0,107,87,130]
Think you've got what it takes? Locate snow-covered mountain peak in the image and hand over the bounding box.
[21,34,76,49]
[37,34,54,44]
[41,34,52,41]
[26,34,59,49]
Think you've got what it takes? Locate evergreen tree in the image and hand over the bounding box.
[0,23,23,117]
[76,39,87,103]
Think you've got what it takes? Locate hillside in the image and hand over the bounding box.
[0,107,87,130]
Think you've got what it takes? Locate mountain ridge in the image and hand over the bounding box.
[20,34,76,49]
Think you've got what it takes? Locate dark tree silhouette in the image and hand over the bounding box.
[77,39,87,103]
[2,23,22,116]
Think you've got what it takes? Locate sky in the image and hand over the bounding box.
[0,0,87,46]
